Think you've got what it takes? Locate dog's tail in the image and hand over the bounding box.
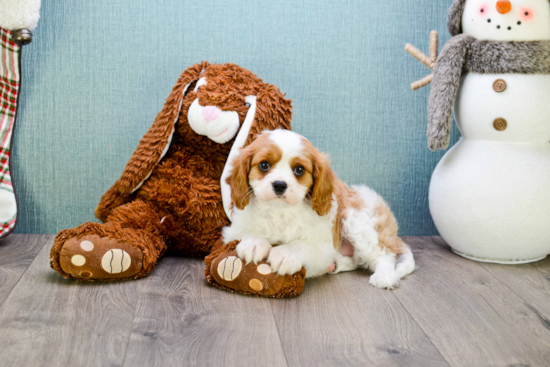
[396,243,416,279]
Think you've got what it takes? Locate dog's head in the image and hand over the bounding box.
[228,130,336,216]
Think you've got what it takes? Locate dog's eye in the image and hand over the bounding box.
[294,165,305,177]
[259,161,271,172]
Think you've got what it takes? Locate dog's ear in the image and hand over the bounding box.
[228,146,254,210]
[246,84,292,145]
[116,61,210,195]
[310,151,336,217]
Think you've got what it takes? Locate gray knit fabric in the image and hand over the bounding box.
[448,0,467,36]
[427,34,474,151]
[427,37,550,151]
[466,40,550,73]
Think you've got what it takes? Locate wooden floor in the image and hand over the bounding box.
[0,236,549,366]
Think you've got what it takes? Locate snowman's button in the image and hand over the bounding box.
[493,118,508,131]
[493,79,507,93]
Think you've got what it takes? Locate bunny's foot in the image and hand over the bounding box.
[51,222,166,281]
[205,240,306,298]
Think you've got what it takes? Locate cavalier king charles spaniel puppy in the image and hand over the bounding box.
[222,130,415,289]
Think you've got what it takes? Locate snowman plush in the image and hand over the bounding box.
[410,0,550,263]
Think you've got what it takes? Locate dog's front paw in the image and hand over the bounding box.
[268,246,303,276]
[369,269,400,290]
[236,236,272,264]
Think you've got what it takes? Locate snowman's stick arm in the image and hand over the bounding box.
[405,31,439,90]
[405,44,435,69]
[430,30,438,63]
[412,74,434,91]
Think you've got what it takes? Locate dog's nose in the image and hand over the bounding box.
[272,181,287,196]
[496,0,512,14]
[203,106,222,122]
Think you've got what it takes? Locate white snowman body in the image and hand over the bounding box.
[429,0,550,263]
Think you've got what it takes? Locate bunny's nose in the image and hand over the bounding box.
[203,106,222,122]
[496,0,512,14]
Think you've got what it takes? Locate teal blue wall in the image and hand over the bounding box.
[13,0,459,235]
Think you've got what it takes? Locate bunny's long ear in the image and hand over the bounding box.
[117,61,209,194]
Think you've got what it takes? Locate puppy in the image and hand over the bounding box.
[222,130,415,289]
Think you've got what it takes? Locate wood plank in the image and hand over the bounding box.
[123,257,288,367]
[479,256,550,321]
[0,234,52,306]
[0,238,141,367]
[394,237,550,367]
[270,270,449,367]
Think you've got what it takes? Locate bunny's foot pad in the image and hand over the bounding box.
[207,249,306,298]
[55,234,144,281]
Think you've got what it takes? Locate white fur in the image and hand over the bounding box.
[223,130,415,288]
[462,0,550,41]
[0,0,41,31]
[223,197,337,278]
[331,186,415,289]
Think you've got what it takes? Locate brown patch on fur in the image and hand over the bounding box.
[300,138,336,217]
[290,156,313,188]
[373,199,406,255]
[228,146,254,210]
[249,137,283,167]
[330,180,365,251]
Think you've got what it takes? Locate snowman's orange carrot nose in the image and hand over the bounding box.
[496,0,512,14]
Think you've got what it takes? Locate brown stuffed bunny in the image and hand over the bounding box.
[50,62,306,297]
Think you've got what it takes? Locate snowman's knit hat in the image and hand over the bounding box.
[448,0,467,36]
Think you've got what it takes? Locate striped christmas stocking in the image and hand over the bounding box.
[0,28,22,238]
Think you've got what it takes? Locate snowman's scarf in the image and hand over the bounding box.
[427,34,550,150]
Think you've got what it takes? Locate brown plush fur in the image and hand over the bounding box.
[51,63,295,293]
